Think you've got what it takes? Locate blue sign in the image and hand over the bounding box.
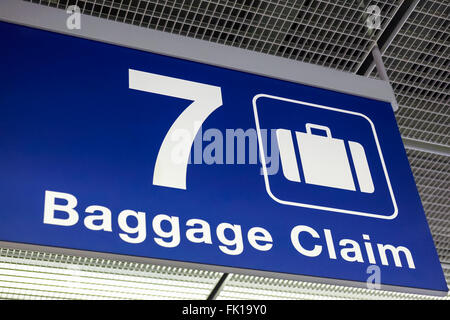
[0,21,447,295]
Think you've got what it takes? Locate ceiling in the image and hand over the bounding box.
[0,0,448,299]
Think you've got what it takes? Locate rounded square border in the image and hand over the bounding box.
[252,93,398,220]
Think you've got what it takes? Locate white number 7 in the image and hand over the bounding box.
[129,69,223,190]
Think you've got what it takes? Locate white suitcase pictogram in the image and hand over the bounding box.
[276,123,374,193]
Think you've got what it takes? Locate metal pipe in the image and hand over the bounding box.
[371,44,399,111]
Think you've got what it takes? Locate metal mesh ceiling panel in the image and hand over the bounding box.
[4,0,450,299]
[26,0,401,72]
[407,149,450,266]
[370,0,449,146]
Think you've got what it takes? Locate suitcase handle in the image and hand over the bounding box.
[305,123,332,138]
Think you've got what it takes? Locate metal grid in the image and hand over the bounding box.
[407,149,450,266]
[370,0,449,146]
[5,0,450,299]
[25,0,401,72]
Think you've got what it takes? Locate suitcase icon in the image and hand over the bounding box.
[276,123,375,193]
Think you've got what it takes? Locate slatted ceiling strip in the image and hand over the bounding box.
[0,248,222,300]
[0,264,213,291]
[1,247,447,300]
[217,273,448,300]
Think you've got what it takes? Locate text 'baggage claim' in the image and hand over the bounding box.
[43,190,415,269]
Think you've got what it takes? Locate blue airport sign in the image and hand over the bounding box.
[0,21,447,295]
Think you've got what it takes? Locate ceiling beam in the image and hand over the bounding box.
[403,138,450,157]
